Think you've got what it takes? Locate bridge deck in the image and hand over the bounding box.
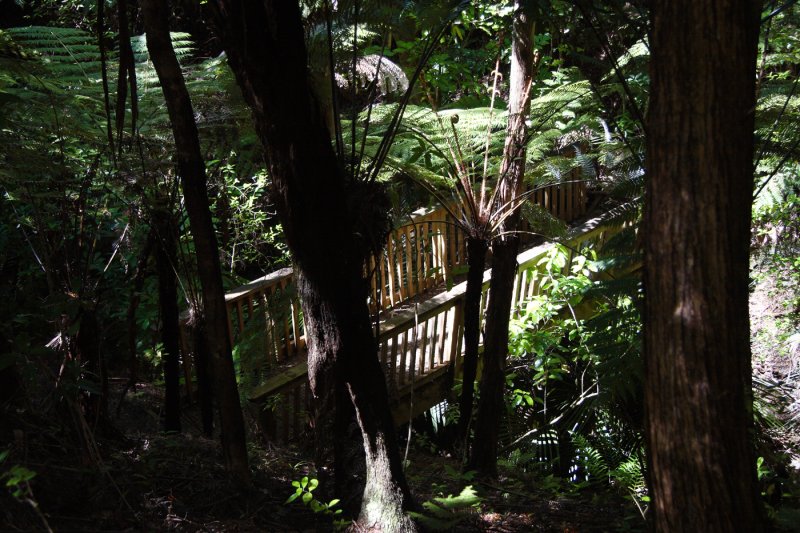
[178,184,616,443]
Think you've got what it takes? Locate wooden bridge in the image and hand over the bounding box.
[180,180,616,442]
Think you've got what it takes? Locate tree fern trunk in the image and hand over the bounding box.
[470,0,536,478]
[456,236,488,446]
[142,0,250,484]
[645,1,764,530]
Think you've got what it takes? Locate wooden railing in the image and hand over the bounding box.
[179,179,590,440]
[368,178,587,313]
[242,215,611,442]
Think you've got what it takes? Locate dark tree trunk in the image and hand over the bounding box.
[142,0,249,484]
[76,306,107,431]
[125,230,154,394]
[205,1,417,528]
[456,236,488,446]
[191,315,215,437]
[645,1,764,531]
[153,205,182,433]
[470,1,536,478]
[469,239,517,476]
[0,332,21,407]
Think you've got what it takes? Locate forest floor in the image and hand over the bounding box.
[1,378,645,532]
[3,252,799,532]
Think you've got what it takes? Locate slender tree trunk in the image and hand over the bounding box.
[153,204,181,433]
[205,2,417,528]
[0,332,21,407]
[142,0,249,484]
[191,315,215,437]
[645,1,764,530]
[76,307,100,422]
[125,230,153,394]
[470,0,536,477]
[456,236,488,445]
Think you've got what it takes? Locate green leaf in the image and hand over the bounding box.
[302,491,313,505]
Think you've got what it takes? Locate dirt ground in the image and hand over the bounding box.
[1,377,644,532]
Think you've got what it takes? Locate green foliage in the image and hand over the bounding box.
[286,476,347,530]
[207,155,288,274]
[572,432,647,515]
[408,485,481,531]
[1,449,52,531]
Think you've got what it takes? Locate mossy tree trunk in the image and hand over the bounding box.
[644,0,764,530]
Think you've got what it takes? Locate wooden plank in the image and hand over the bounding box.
[565,179,572,221]
[248,359,309,402]
[437,308,448,366]
[451,301,464,375]
[419,319,429,375]
[380,339,388,368]
[416,216,426,292]
[387,236,398,307]
[290,297,301,357]
[429,314,438,371]
[398,330,409,385]
[388,334,399,386]
[448,213,457,274]
[436,220,446,284]
[225,267,293,303]
[511,265,521,311]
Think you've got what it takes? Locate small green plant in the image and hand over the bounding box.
[286,476,347,530]
[408,485,481,531]
[1,450,53,532]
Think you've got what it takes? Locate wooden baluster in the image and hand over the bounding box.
[527,268,539,300]
[404,224,415,300]
[451,302,464,376]
[437,308,448,366]
[559,181,567,220]
[581,180,587,216]
[437,220,446,284]
[236,300,246,336]
[399,331,409,385]
[267,287,279,363]
[388,334,399,387]
[382,250,391,310]
[380,339,389,368]
[415,216,425,293]
[544,186,552,217]
[386,234,394,307]
[290,294,301,356]
[281,288,292,361]
[429,314,439,370]
[511,267,522,311]
[419,319,429,375]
